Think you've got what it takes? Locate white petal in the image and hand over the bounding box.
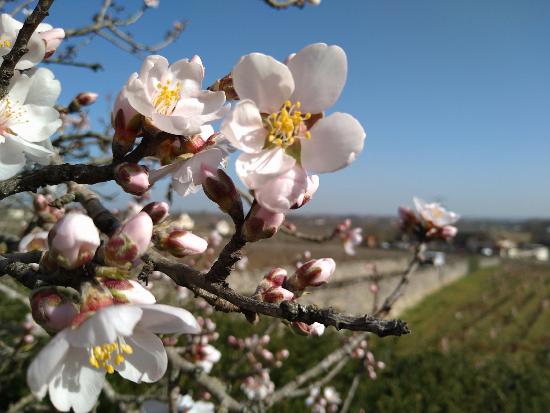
[127,75,155,117]
[220,99,266,154]
[137,304,201,334]
[67,305,143,347]
[288,43,347,113]
[27,330,70,399]
[24,67,61,106]
[7,70,32,102]
[10,105,61,142]
[236,148,295,190]
[172,148,225,197]
[140,55,169,88]
[255,166,308,213]
[47,347,105,413]
[301,112,365,174]
[232,53,294,113]
[116,328,167,383]
[169,58,204,96]
[0,138,26,180]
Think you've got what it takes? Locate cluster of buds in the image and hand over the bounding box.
[305,387,341,413]
[114,163,150,196]
[253,268,294,304]
[399,197,459,241]
[228,334,289,369]
[243,204,285,242]
[33,194,64,224]
[335,218,363,255]
[183,317,221,373]
[241,370,275,401]
[104,212,153,267]
[351,339,386,380]
[43,212,101,270]
[153,226,208,258]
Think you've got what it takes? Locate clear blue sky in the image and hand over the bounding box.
[44,0,550,219]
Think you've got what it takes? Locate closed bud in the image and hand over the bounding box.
[79,282,114,314]
[33,194,48,212]
[243,204,285,242]
[141,201,169,224]
[254,268,292,303]
[291,321,325,337]
[115,162,150,196]
[48,212,100,270]
[112,87,142,158]
[100,278,156,305]
[439,225,458,240]
[201,166,243,220]
[287,258,335,292]
[261,286,294,304]
[30,287,79,334]
[155,229,208,258]
[105,212,153,267]
[39,27,65,58]
[75,92,98,106]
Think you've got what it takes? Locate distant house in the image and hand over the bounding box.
[499,241,549,261]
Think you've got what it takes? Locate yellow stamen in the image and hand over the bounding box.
[88,340,133,372]
[263,100,312,149]
[152,80,182,115]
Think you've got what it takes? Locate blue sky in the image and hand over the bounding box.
[41,0,550,218]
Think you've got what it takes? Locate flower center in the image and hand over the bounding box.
[152,79,181,115]
[0,97,25,136]
[88,338,133,374]
[264,100,311,149]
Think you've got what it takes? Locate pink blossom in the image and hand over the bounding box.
[115,163,150,196]
[105,212,153,267]
[141,201,170,224]
[243,204,285,242]
[157,229,208,258]
[38,27,65,58]
[288,258,335,291]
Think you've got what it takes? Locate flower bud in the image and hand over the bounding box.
[48,212,100,270]
[254,268,293,303]
[155,229,208,258]
[201,165,243,220]
[33,194,48,212]
[112,87,142,158]
[30,287,79,334]
[261,286,294,304]
[115,162,150,196]
[439,225,458,240]
[100,278,156,305]
[75,92,98,106]
[291,322,325,336]
[243,204,285,242]
[287,258,335,291]
[105,212,153,267]
[141,201,169,224]
[39,27,65,58]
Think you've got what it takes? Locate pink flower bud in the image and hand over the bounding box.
[30,287,79,334]
[39,27,65,57]
[33,194,48,211]
[101,278,156,305]
[265,268,288,287]
[292,175,319,209]
[75,92,98,106]
[291,322,325,336]
[112,87,142,158]
[287,258,336,291]
[157,229,208,258]
[141,201,169,224]
[440,225,458,240]
[144,0,159,7]
[48,212,100,270]
[261,286,294,304]
[115,163,150,196]
[105,212,153,266]
[201,165,242,218]
[243,204,285,242]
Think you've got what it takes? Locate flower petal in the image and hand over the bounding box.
[287,43,347,114]
[137,304,200,334]
[255,166,308,213]
[169,58,204,96]
[116,328,167,383]
[10,105,61,142]
[24,67,61,106]
[232,53,294,113]
[301,112,365,174]
[0,138,26,180]
[126,74,155,118]
[67,305,143,347]
[221,99,266,154]
[171,148,226,197]
[27,330,70,399]
[236,148,295,190]
[47,347,105,413]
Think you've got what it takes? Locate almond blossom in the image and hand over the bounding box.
[221,43,366,212]
[124,55,228,136]
[0,14,46,69]
[27,303,200,413]
[413,197,460,228]
[0,68,61,179]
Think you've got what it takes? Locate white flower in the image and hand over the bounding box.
[0,14,46,69]
[221,43,366,212]
[195,344,221,373]
[413,197,460,228]
[27,304,200,413]
[341,227,363,256]
[149,125,228,197]
[125,55,228,135]
[0,68,61,179]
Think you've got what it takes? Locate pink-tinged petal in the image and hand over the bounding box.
[301,112,365,174]
[27,330,70,399]
[221,99,266,153]
[47,347,105,413]
[236,148,295,190]
[169,59,204,96]
[138,304,200,334]
[255,166,308,213]
[288,43,348,113]
[117,328,167,383]
[67,305,143,347]
[10,105,61,142]
[232,53,294,113]
[172,148,225,197]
